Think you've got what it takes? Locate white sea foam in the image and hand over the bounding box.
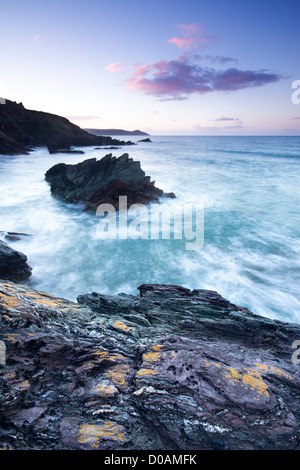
[0,136,299,323]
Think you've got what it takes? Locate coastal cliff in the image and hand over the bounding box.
[0,280,299,450]
[0,100,133,155]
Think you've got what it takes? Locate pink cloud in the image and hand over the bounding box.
[105,62,123,73]
[168,23,216,50]
[127,56,281,101]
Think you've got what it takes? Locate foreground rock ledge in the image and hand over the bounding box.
[0,281,300,450]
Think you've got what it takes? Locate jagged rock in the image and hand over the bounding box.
[45,153,175,211]
[0,241,32,282]
[0,281,300,450]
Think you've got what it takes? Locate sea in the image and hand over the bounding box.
[0,135,299,324]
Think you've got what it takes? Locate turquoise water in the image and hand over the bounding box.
[0,136,299,323]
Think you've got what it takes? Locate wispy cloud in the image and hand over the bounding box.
[212,116,242,122]
[194,123,245,133]
[168,23,217,50]
[127,56,281,101]
[105,62,123,73]
[32,34,40,41]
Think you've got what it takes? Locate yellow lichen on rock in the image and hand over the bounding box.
[0,281,84,314]
[0,292,22,309]
[17,380,30,390]
[76,351,128,376]
[92,351,126,363]
[136,368,157,377]
[105,364,131,388]
[143,345,163,363]
[224,366,269,397]
[255,363,293,380]
[152,345,163,351]
[4,371,16,380]
[77,422,126,448]
[1,333,20,343]
[113,320,135,333]
[92,350,110,359]
[143,350,160,363]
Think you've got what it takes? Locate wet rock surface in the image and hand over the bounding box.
[45,153,175,211]
[0,280,300,450]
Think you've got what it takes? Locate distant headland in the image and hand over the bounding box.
[85,128,149,136]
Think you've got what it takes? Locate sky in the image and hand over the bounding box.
[1,0,300,135]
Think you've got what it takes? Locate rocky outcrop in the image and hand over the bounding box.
[47,148,85,155]
[0,280,300,450]
[0,241,32,282]
[0,100,133,155]
[45,153,175,211]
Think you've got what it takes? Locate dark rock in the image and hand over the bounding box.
[0,240,32,282]
[138,138,152,142]
[0,128,30,156]
[0,100,134,155]
[47,147,85,155]
[45,153,175,211]
[0,280,300,450]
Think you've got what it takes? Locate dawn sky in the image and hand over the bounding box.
[1,0,299,135]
